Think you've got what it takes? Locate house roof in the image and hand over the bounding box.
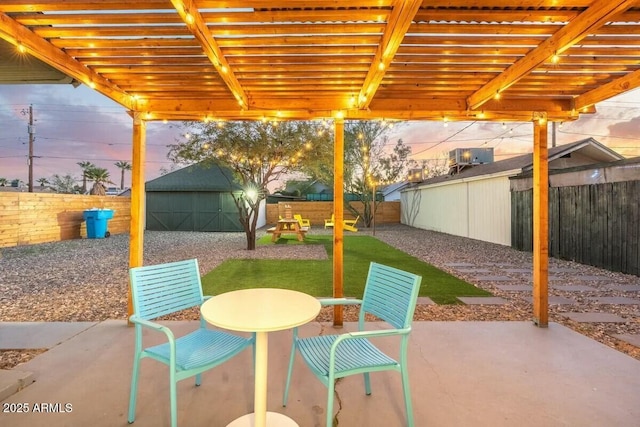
[416,138,625,186]
[145,162,242,192]
[1,2,639,123]
[380,181,411,196]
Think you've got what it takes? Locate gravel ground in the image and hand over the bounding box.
[1,224,639,368]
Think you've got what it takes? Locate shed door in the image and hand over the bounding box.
[146,192,242,232]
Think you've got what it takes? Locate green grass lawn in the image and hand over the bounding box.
[201,234,491,304]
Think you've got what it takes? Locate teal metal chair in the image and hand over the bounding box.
[283,262,422,426]
[128,259,254,427]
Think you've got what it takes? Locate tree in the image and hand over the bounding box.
[37,177,49,187]
[85,167,114,196]
[50,174,79,194]
[114,160,131,189]
[0,178,7,187]
[343,121,412,227]
[77,161,95,194]
[168,120,332,250]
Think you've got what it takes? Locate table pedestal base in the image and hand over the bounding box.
[226,411,299,427]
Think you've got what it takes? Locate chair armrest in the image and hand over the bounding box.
[344,328,411,339]
[129,315,176,342]
[318,297,362,306]
[329,327,411,358]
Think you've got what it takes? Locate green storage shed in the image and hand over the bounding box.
[145,162,243,232]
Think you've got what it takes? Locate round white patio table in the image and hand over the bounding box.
[201,288,321,427]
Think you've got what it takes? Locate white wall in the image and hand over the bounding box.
[401,171,514,246]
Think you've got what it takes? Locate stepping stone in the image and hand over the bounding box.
[455,268,492,273]
[0,370,35,402]
[493,284,532,291]
[484,263,522,268]
[0,322,98,350]
[444,262,475,267]
[457,296,509,305]
[613,334,640,347]
[603,284,640,292]
[502,268,531,273]
[573,275,612,281]
[585,296,640,305]
[549,267,580,273]
[416,296,435,305]
[475,275,514,281]
[551,285,598,292]
[525,276,564,281]
[562,312,627,323]
[526,296,576,305]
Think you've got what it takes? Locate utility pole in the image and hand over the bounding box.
[27,104,35,192]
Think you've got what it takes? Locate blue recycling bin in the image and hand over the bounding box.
[83,209,114,239]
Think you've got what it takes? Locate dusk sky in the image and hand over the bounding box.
[1,84,638,189]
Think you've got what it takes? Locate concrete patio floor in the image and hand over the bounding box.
[1,320,640,427]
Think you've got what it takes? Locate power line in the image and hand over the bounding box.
[411,122,478,157]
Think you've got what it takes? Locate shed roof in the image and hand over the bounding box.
[145,162,242,192]
[416,138,624,186]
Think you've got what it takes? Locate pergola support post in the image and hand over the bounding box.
[128,112,147,321]
[532,113,549,327]
[333,119,345,327]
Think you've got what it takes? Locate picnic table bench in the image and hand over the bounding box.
[267,219,308,242]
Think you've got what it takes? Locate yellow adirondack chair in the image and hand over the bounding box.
[324,214,335,229]
[343,215,359,232]
[293,214,311,228]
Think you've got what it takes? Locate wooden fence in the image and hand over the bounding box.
[0,193,131,248]
[511,181,640,276]
[265,201,400,227]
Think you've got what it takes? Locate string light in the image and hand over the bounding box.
[185,12,195,25]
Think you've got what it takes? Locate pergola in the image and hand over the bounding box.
[2,0,639,326]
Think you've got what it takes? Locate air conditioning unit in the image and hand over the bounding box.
[449,147,494,166]
[408,168,424,183]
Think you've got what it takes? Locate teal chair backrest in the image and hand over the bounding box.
[360,262,421,329]
[130,259,204,320]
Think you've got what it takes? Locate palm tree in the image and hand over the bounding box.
[37,177,49,187]
[77,161,95,194]
[85,167,114,196]
[50,174,78,194]
[0,178,7,186]
[114,160,132,189]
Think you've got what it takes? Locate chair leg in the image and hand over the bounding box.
[282,331,298,406]
[363,372,371,395]
[327,380,335,427]
[195,373,202,386]
[400,365,415,427]
[169,371,178,427]
[128,355,141,423]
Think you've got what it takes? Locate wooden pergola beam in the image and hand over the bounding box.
[170,0,249,109]
[128,113,147,320]
[143,97,587,122]
[357,0,421,109]
[466,0,638,111]
[0,12,134,110]
[532,113,549,327]
[574,69,640,111]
